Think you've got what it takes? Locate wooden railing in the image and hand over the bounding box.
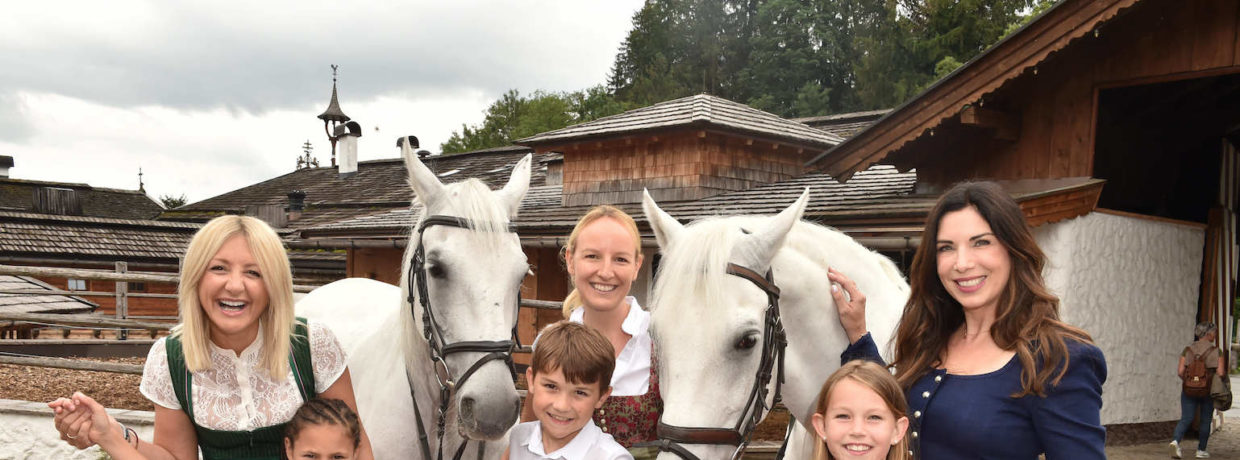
[0,262,561,374]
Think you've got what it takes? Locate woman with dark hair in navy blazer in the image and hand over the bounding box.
[829,181,1106,459]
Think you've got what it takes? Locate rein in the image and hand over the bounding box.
[640,262,788,460]
[406,215,521,460]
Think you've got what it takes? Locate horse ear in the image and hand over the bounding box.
[642,189,683,250]
[402,142,445,206]
[495,154,532,217]
[734,188,809,271]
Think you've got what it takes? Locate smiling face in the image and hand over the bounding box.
[566,216,643,313]
[198,234,269,351]
[935,206,1012,315]
[526,366,610,453]
[284,424,358,460]
[812,378,908,460]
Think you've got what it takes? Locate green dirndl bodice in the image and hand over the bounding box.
[165,318,316,460]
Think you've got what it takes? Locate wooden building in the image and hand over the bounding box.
[808,0,1240,438]
[0,167,191,320]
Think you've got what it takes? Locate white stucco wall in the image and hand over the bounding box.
[0,399,154,460]
[1034,212,1204,424]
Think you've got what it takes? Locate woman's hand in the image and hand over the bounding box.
[73,392,128,450]
[50,396,93,449]
[827,267,867,344]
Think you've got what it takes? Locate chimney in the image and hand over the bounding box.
[334,121,362,178]
[0,155,12,178]
[287,190,306,222]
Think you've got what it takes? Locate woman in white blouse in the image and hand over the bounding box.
[49,216,373,460]
[520,205,661,457]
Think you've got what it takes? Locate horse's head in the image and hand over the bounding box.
[643,189,809,460]
[400,145,529,441]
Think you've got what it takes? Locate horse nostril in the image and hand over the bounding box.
[460,396,475,420]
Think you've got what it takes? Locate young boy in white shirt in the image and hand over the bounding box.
[504,321,633,460]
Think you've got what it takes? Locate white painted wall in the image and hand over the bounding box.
[1034,212,1204,424]
[0,399,154,460]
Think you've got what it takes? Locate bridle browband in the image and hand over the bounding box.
[640,262,788,460]
[406,215,521,460]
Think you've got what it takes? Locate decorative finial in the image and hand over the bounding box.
[297,140,319,169]
[138,167,145,192]
[331,64,338,83]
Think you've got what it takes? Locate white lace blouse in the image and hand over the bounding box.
[139,320,348,431]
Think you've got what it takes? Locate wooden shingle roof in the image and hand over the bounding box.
[793,110,890,140]
[518,94,845,149]
[0,275,98,314]
[0,211,200,262]
[0,178,163,220]
[299,164,921,238]
[164,146,549,231]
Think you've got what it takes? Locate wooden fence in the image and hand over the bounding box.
[0,263,561,374]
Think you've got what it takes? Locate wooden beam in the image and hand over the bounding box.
[960,105,1020,141]
[0,355,144,375]
[0,312,173,331]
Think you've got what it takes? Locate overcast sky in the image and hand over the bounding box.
[0,1,644,204]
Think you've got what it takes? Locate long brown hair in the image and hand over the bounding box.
[891,181,1093,397]
[812,360,910,460]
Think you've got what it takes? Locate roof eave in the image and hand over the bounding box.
[805,0,1143,181]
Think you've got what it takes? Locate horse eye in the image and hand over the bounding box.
[736,333,759,350]
[428,264,446,279]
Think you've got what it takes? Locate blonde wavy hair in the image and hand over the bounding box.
[560,205,642,317]
[172,215,296,380]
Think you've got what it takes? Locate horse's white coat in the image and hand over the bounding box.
[643,189,909,460]
[297,148,532,460]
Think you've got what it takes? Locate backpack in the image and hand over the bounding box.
[1184,348,1212,398]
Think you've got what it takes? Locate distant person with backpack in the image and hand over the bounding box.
[1171,321,1226,459]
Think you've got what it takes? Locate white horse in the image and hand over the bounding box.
[641,189,909,460]
[297,147,531,460]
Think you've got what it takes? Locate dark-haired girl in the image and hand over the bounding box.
[830,181,1107,459]
[284,398,362,460]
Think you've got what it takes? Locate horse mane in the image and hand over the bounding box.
[412,178,514,254]
[651,215,909,316]
[650,217,747,314]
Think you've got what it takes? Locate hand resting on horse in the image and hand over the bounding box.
[827,267,868,344]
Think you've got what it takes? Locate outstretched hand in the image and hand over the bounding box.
[828,267,868,344]
[49,392,122,450]
[49,394,95,449]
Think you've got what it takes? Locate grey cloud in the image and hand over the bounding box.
[0,2,627,115]
[0,93,35,143]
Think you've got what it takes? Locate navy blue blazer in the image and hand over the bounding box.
[839,334,1107,460]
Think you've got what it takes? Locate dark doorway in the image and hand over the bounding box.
[1093,72,1240,223]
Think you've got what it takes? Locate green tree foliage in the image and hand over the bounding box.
[440,87,627,154]
[611,0,1053,115]
[444,0,1062,149]
[159,193,187,209]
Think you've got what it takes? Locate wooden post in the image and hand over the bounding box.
[115,262,129,340]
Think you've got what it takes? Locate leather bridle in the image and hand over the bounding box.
[406,215,521,460]
[640,262,788,460]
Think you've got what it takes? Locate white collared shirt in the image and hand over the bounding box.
[508,420,633,460]
[569,296,652,396]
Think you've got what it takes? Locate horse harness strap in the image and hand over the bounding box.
[641,262,788,460]
[407,215,522,460]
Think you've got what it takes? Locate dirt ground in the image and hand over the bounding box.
[0,358,151,411]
